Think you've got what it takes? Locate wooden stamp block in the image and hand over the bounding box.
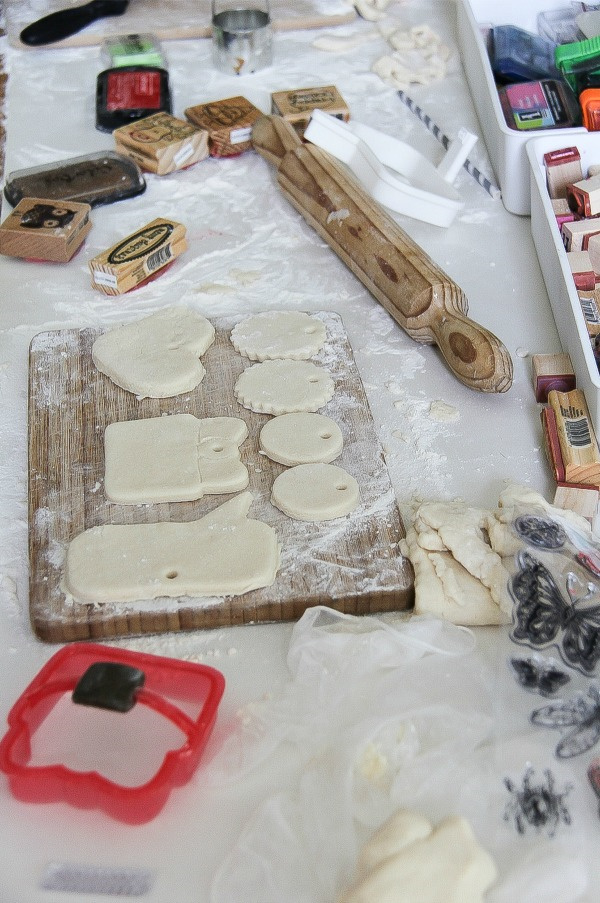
[577,288,600,336]
[89,217,187,295]
[561,217,600,252]
[532,352,576,402]
[113,112,209,175]
[0,197,91,262]
[543,146,583,199]
[541,404,566,483]
[547,388,600,488]
[270,85,349,137]
[567,249,596,290]
[567,173,600,217]
[184,96,262,157]
[553,483,600,522]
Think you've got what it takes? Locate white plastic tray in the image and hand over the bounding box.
[528,132,600,428]
[456,0,586,215]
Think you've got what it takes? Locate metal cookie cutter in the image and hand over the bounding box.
[303,109,478,227]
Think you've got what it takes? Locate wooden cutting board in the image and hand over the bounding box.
[7,0,356,49]
[28,311,413,643]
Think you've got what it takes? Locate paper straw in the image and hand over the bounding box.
[396,89,502,200]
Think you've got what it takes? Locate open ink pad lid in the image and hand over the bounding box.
[4,150,146,208]
[96,66,172,133]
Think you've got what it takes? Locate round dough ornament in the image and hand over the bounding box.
[230,311,327,361]
[259,412,343,465]
[234,359,335,415]
[271,463,359,521]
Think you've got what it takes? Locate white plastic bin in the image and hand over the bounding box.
[456,0,586,215]
[527,132,600,428]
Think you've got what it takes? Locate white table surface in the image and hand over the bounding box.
[1,1,597,901]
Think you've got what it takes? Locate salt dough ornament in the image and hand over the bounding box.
[92,306,215,398]
[271,462,359,521]
[234,359,335,414]
[64,492,280,603]
[259,412,343,465]
[104,414,249,504]
[340,808,497,903]
[230,311,327,361]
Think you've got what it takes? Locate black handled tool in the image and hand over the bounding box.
[20,0,129,46]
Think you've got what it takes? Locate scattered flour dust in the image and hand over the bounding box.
[381,381,460,499]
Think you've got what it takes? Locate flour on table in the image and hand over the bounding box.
[92,306,215,398]
[259,412,343,465]
[429,400,459,423]
[340,808,497,903]
[271,462,359,521]
[230,311,327,361]
[234,359,335,414]
[64,493,280,603]
[104,414,249,504]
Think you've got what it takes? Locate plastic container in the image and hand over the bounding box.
[101,33,166,69]
[490,24,559,83]
[527,131,600,430]
[4,150,146,208]
[456,0,586,214]
[0,643,225,824]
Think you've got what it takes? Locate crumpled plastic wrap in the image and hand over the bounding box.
[206,604,592,903]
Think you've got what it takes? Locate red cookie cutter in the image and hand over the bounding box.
[0,643,225,824]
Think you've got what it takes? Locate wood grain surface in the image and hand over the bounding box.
[6,0,356,49]
[28,311,413,643]
[252,116,514,395]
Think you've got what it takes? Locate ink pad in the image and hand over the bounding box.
[102,33,165,69]
[498,79,581,131]
[490,24,559,84]
[96,66,172,133]
[4,150,146,208]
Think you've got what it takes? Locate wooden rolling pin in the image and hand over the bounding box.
[252,115,513,394]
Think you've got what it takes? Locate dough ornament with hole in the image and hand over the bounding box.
[271,462,359,521]
[259,412,343,465]
[230,310,327,361]
[339,808,497,903]
[64,492,280,603]
[92,306,215,398]
[104,414,249,504]
[234,359,335,414]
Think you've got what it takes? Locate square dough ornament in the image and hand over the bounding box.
[104,414,249,504]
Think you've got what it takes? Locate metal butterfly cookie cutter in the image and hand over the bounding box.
[0,643,225,824]
[303,108,478,228]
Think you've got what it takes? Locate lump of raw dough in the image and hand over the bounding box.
[230,311,327,361]
[271,462,359,521]
[92,306,215,398]
[340,809,497,903]
[259,412,343,465]
[104,413,249,504]
[64,492,280,603]
[234,359,335,415]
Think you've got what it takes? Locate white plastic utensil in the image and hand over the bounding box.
[303,109,478,227]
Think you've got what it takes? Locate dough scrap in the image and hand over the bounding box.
[340,809,497,903]
[234,359,335,415]
[259,412,343,465]
[64,492,280,603]
[402,482,595,627]
[92,306,215,398]
[230,311,327,361]
[104,414,249,504]
[271,462,359,521]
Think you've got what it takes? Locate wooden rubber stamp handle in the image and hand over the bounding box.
[252,115,513,393]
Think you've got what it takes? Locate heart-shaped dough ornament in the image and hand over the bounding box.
[92,306,215,398]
